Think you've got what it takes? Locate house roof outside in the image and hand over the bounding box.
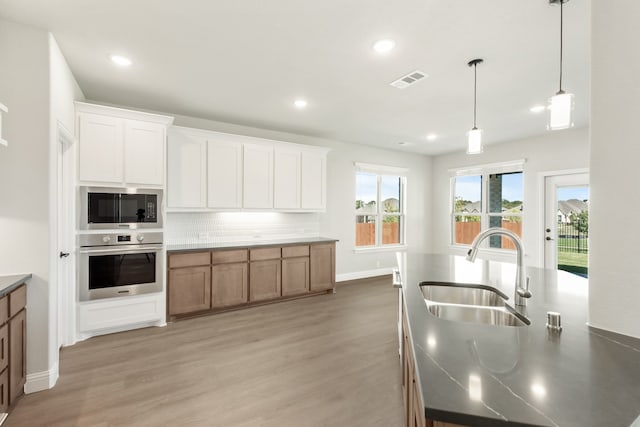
[558,199,588,216]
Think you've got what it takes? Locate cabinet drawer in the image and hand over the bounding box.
[0,296,7,325]
[212,249,248,264]
[250,247,281,261]
[282,245,309,258]
[9,285,26,317]
[169,252,211,269]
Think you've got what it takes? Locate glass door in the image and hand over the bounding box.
[544,173,589,277]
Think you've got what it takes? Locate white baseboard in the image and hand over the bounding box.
[336,268,393,282]
[25,361,58,394]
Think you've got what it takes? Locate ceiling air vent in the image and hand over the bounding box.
[389,70,428,89]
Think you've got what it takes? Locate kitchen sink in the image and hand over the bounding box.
[419,282,508,307]
[425,302,530,327]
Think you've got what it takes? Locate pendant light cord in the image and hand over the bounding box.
[473,62,477,128]
[559,1,564,93]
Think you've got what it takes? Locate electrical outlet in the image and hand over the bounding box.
[376,260,381,268]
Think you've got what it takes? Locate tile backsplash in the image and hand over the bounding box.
[166,212,320,245]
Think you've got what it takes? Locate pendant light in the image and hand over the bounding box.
[467,58,484,155]
[548,0,574,130]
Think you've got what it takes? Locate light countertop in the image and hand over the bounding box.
[0,273,31,296]
[166,236,338,252]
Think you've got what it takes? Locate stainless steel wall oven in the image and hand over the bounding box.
[78,231,163,301]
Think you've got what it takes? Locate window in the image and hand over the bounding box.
[452,161,524,249]
[355,163,406,248]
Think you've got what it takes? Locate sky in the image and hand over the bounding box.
[454,174,524,202]
[455,174,589,203]
[356,173,401,202]
[557,186,589,201]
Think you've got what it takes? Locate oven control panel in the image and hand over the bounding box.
[78,231,163,247]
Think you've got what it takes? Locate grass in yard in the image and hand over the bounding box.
[558,251,588,277]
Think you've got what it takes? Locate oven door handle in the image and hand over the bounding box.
[78,245,163,255]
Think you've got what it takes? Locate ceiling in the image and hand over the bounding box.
[0,0,590,155]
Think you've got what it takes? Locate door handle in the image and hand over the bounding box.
[59,251,70,258]
[546,237,553,241]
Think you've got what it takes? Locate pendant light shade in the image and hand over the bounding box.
[467,128,483,155]
[548,91,574,130]
[548,0,574,130]
[467,58,483,155]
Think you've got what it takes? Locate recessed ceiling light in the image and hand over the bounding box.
[530,105,546,113]
[293,99,308,109]
[426,133,438,141]
[109,54,132,67]
[373,39,395,54]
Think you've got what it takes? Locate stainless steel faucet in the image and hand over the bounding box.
[466,227,532,306]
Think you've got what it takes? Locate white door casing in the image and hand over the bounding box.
[543,172,589,270]
[57,122,76,348]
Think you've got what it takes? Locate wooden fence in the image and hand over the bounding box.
[356,222,522,248]
[455,222,522,249]
[356,223,399,246]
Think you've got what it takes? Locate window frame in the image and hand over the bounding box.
[450,160,525,251]
[354,163,408,251]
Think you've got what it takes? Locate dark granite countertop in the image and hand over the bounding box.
[397,253,640,427]
[0,273,31,296]
[166,237,338,253]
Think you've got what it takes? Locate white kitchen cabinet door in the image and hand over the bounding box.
[301,151,326,210]
[124,120,165,186]
[167,129,207,208]
[243,143,273,209]
[274,149,301,209]
[78,113,123,184]
[208,140,243,208]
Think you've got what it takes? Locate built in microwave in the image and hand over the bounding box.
[80,187,163,230]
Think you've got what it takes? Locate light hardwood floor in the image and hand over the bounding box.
[7,276,404,427]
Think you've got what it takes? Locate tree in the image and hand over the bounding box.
[569,211,589,234]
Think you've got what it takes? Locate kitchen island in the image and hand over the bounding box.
[397,253,640,427]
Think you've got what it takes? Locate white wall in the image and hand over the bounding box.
[0,18,83,392]
[430,127,589,268]
[162,113,432,278]
[47,34,85,383]
[589,0,640,338]
[0,18,51,379]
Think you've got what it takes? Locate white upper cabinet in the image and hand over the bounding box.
[274,149,301,209]
[76,102,174,187]
[301,151,326,210]
[243,143,274,209]
[78,113,123,184]
[208,138,242,208]
[124,120,165,186]
[167,128,207,208]
[165,126,329,212]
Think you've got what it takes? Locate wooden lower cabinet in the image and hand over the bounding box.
[212,263,248,308]
[8,309,25,406]
[0,283,29,415]
[168,242,335,320]
[249,259,281,302]
[0,368,7,413]
[168,266,211,315]
[310,243,335,291]
[282,257,310,296]
[401,299,467,427]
